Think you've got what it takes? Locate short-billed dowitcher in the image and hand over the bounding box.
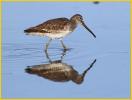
[25,50,96,84]
[24,14,96,51]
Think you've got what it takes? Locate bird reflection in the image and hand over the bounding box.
[25,50,96,84]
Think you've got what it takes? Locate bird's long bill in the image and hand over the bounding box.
[82,59,96,78]
[81,21,96,38]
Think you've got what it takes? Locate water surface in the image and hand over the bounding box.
[2,2,130,98]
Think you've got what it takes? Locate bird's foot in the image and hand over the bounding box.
[63,47,71,52]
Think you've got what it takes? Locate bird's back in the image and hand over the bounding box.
[24,18,72,36]
[25,62,75,82]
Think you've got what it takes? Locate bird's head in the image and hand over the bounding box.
[71,14,96,38]
[72,75,84,84]
[71,14,83,24]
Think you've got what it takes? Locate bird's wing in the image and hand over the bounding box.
[33,18,71,33]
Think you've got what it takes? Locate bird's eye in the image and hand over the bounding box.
[80,17,82,20]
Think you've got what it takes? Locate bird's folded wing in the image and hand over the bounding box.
[34,18,70,33]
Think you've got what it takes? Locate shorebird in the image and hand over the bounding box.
[24,14,96,51]
[25,50,96,84]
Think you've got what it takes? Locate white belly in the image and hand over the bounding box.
[45,31,72,39]
[26,31,72,39]
[45,63,73,72]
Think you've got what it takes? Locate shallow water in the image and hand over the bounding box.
[2,2,130,98]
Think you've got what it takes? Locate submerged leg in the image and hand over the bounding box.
[44,49,52,63]
[60,49,67,61]
[45,39,52,51]
[60,40,67,50]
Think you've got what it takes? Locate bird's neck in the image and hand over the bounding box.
[70,18,78,31]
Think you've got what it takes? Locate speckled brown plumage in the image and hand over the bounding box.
[24,14,96,50]
[24,18,73,34]
[25,63,77,82]
[25,59,96,84]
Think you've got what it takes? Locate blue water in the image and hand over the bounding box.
[2,2,130,98]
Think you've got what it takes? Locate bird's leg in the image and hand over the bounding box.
[60,49,67,61]
[60,40,67,50]
[44,49,52,63]
[45,39,52,51]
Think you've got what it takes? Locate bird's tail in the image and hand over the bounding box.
[24,27,45,36]
[24,27,39,33]
[25,67,33,74]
